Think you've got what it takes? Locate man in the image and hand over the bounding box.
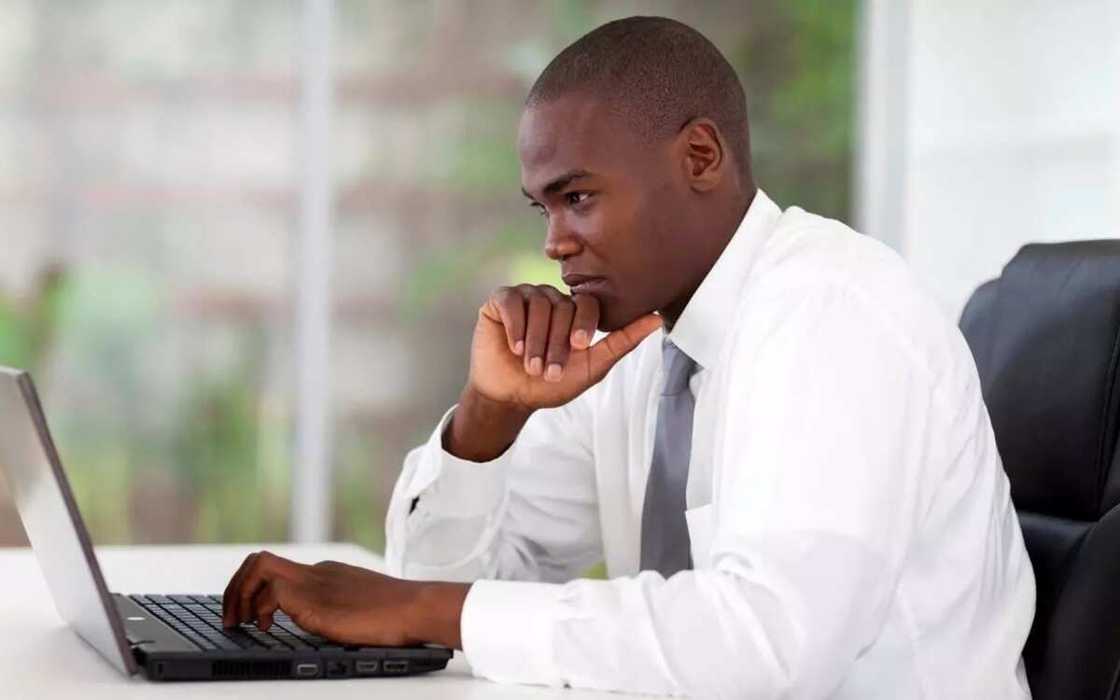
[222,16,1035,698]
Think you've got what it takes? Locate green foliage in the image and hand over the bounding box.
[0,305,33,369]
[0,264,286,544]
[734,0,857,221]
[172,369,288,542]
[333,428,387,554]
[400,223,542,319]
[0,266,69,373]
[507,251,565,289]
[440,99,524,193]
[582,561,607,580]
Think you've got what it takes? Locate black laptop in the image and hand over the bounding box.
[0,366,453,681]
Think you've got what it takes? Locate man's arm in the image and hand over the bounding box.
[453,284,949,695]
[383,285,659,583]
[384,384,601,584]
[221,284,660,646]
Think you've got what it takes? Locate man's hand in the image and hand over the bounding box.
[445,285,661,461]
[221,551,469,649]
[471,285,660,407]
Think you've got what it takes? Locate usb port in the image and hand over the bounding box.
[354,660,379,675]
[295,662,319,678]
[382,660,409,674]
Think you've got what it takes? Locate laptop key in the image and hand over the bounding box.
[250,636,288,650]
[148,608,180,625]
[269,630,313,650]
[272,615,327,642]
[185,633,217,651]
[222,627,263,649]
[199,630,241,651]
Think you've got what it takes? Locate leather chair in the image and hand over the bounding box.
[960,241,1120,700]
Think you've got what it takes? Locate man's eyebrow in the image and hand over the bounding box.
[521,169,593,200]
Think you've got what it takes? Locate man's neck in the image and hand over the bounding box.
[659,185,758,328]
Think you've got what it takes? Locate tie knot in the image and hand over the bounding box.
[661,341,697,396]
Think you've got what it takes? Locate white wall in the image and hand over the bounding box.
[859,0,1120,317]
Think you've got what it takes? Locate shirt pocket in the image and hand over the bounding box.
[685,503,715,569]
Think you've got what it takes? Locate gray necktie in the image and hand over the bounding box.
[640,340,698,577]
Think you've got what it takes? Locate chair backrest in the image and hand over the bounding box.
[959,241,1120,700]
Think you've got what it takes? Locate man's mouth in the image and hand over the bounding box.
[562,273,610,296]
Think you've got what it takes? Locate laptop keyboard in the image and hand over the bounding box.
[130,594,336,653]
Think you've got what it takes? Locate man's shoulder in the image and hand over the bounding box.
[754,207,910,296]
[732,205,968,378]
[743,206,942,326]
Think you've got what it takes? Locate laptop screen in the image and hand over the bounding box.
[0,367,135,675]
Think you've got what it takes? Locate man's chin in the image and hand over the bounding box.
[597,305,654,333]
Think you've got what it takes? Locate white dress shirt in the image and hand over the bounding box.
[385,190,1036,698]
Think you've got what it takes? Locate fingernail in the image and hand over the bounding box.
[529,356,542,375]
[545,363,563,382]
[514,340,524,355]
[572,330,588,348]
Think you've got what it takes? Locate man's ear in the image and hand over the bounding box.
[677,118,725,193]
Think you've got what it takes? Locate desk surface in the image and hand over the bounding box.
[0,543,616,698]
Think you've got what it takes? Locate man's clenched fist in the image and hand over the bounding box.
[443,284,661,462]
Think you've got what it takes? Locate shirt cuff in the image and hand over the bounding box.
[406,405,512,520]
[461,579,565,687]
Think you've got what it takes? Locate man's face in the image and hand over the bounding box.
[518,95,689,331]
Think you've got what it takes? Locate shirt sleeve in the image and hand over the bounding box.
[458,284,950,697]
[384,390,602,585]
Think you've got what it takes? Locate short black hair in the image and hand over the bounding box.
[527,16,751,180]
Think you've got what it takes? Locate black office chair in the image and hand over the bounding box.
[960,241,1120,700]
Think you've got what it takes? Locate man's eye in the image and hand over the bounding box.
[566,192,590,207]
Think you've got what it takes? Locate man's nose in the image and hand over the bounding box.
[544,221,581,261]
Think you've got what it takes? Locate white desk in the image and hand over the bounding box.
[0,544,618,698]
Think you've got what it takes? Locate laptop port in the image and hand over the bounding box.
[295,662,320,678]
[354,660,379,676]
[382,660,409,674]
[326,660,349,678]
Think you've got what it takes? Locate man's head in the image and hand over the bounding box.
[519,16,755,330]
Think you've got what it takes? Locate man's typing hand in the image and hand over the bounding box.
[444,284,661,462]
[221,550,468,649]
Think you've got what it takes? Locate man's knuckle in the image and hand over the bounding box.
[531,299,552,316]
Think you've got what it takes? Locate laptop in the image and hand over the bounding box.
[0,366,453,681]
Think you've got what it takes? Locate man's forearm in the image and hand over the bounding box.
[442,387,533,462]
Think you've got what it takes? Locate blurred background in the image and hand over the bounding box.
[0,0,1115,551]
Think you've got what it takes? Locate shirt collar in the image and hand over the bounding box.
[666,188,782,370]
